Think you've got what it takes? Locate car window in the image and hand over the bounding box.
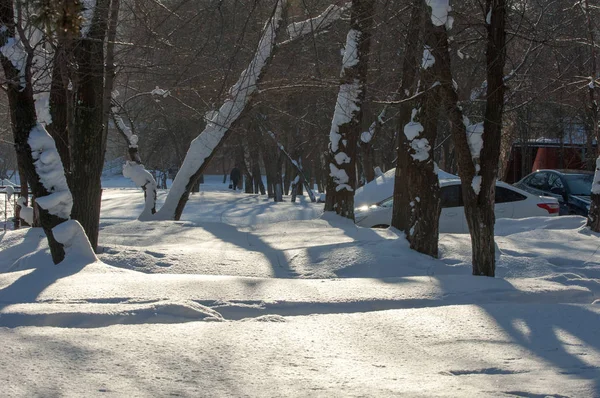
[379,197,394,208]
[441,184,461,208]
[495,186,527,203]
[527,172,549,191]
[548,173,564,191]
[564,174,593,196]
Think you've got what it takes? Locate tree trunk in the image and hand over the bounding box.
[274,152,284,202]
[70,0,110,251]
[391,0,426,237]
[324,0,375,220]
[392,2,442,257]
[438,0,507,276]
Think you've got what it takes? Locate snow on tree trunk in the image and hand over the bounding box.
[53,219,98,265]
[324,0,376,220]
[153,0,286,220]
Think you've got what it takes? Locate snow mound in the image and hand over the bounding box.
[54,220,97,265]
[0,299,223,328]
[495,216,587,237]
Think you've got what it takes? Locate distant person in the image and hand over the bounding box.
[230,167,241,190]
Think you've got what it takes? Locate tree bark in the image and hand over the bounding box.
[324,0,375,219]
[48,47,71,182]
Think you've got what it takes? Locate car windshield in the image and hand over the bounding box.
[564,174,593,196]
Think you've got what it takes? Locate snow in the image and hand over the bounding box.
[28,124,72,219]
[334,151,350,165]
[471,175,482,195]
[122,161,158,220]
[486,9,492,24]
[593,157,600,195]
[286,3,350,40]
[111,109,137,148]
[16,197,33,225]
[464,116,484,158]
[329,81,361,152]
[360,121,376,143]
[150,86,170,98]
[80,0,97,37]
[53,220,97,265]
[33,91,52,125]
[422,45,435,69]
[155,1,284,220]
[404,108,423,140]
[0,177,599,397]
[404,108,430,162]
[341,29,360,69]
[425,0,451,27]
[329,163,352,190]
[355,167,457,207]
[409,137,431,162]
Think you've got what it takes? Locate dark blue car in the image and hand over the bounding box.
[514,170,593,216]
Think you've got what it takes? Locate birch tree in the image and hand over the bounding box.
[324,0,376,219]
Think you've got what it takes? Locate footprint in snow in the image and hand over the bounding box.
[145,250,166,258]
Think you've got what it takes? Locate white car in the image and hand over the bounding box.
[354,178,559,233]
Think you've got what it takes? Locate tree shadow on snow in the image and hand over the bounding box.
[430,275,600,396]
[0,258,86,310]
[482,302,600,397]
[199,222,295,279]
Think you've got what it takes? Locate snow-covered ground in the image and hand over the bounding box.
[0,175,599,397]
